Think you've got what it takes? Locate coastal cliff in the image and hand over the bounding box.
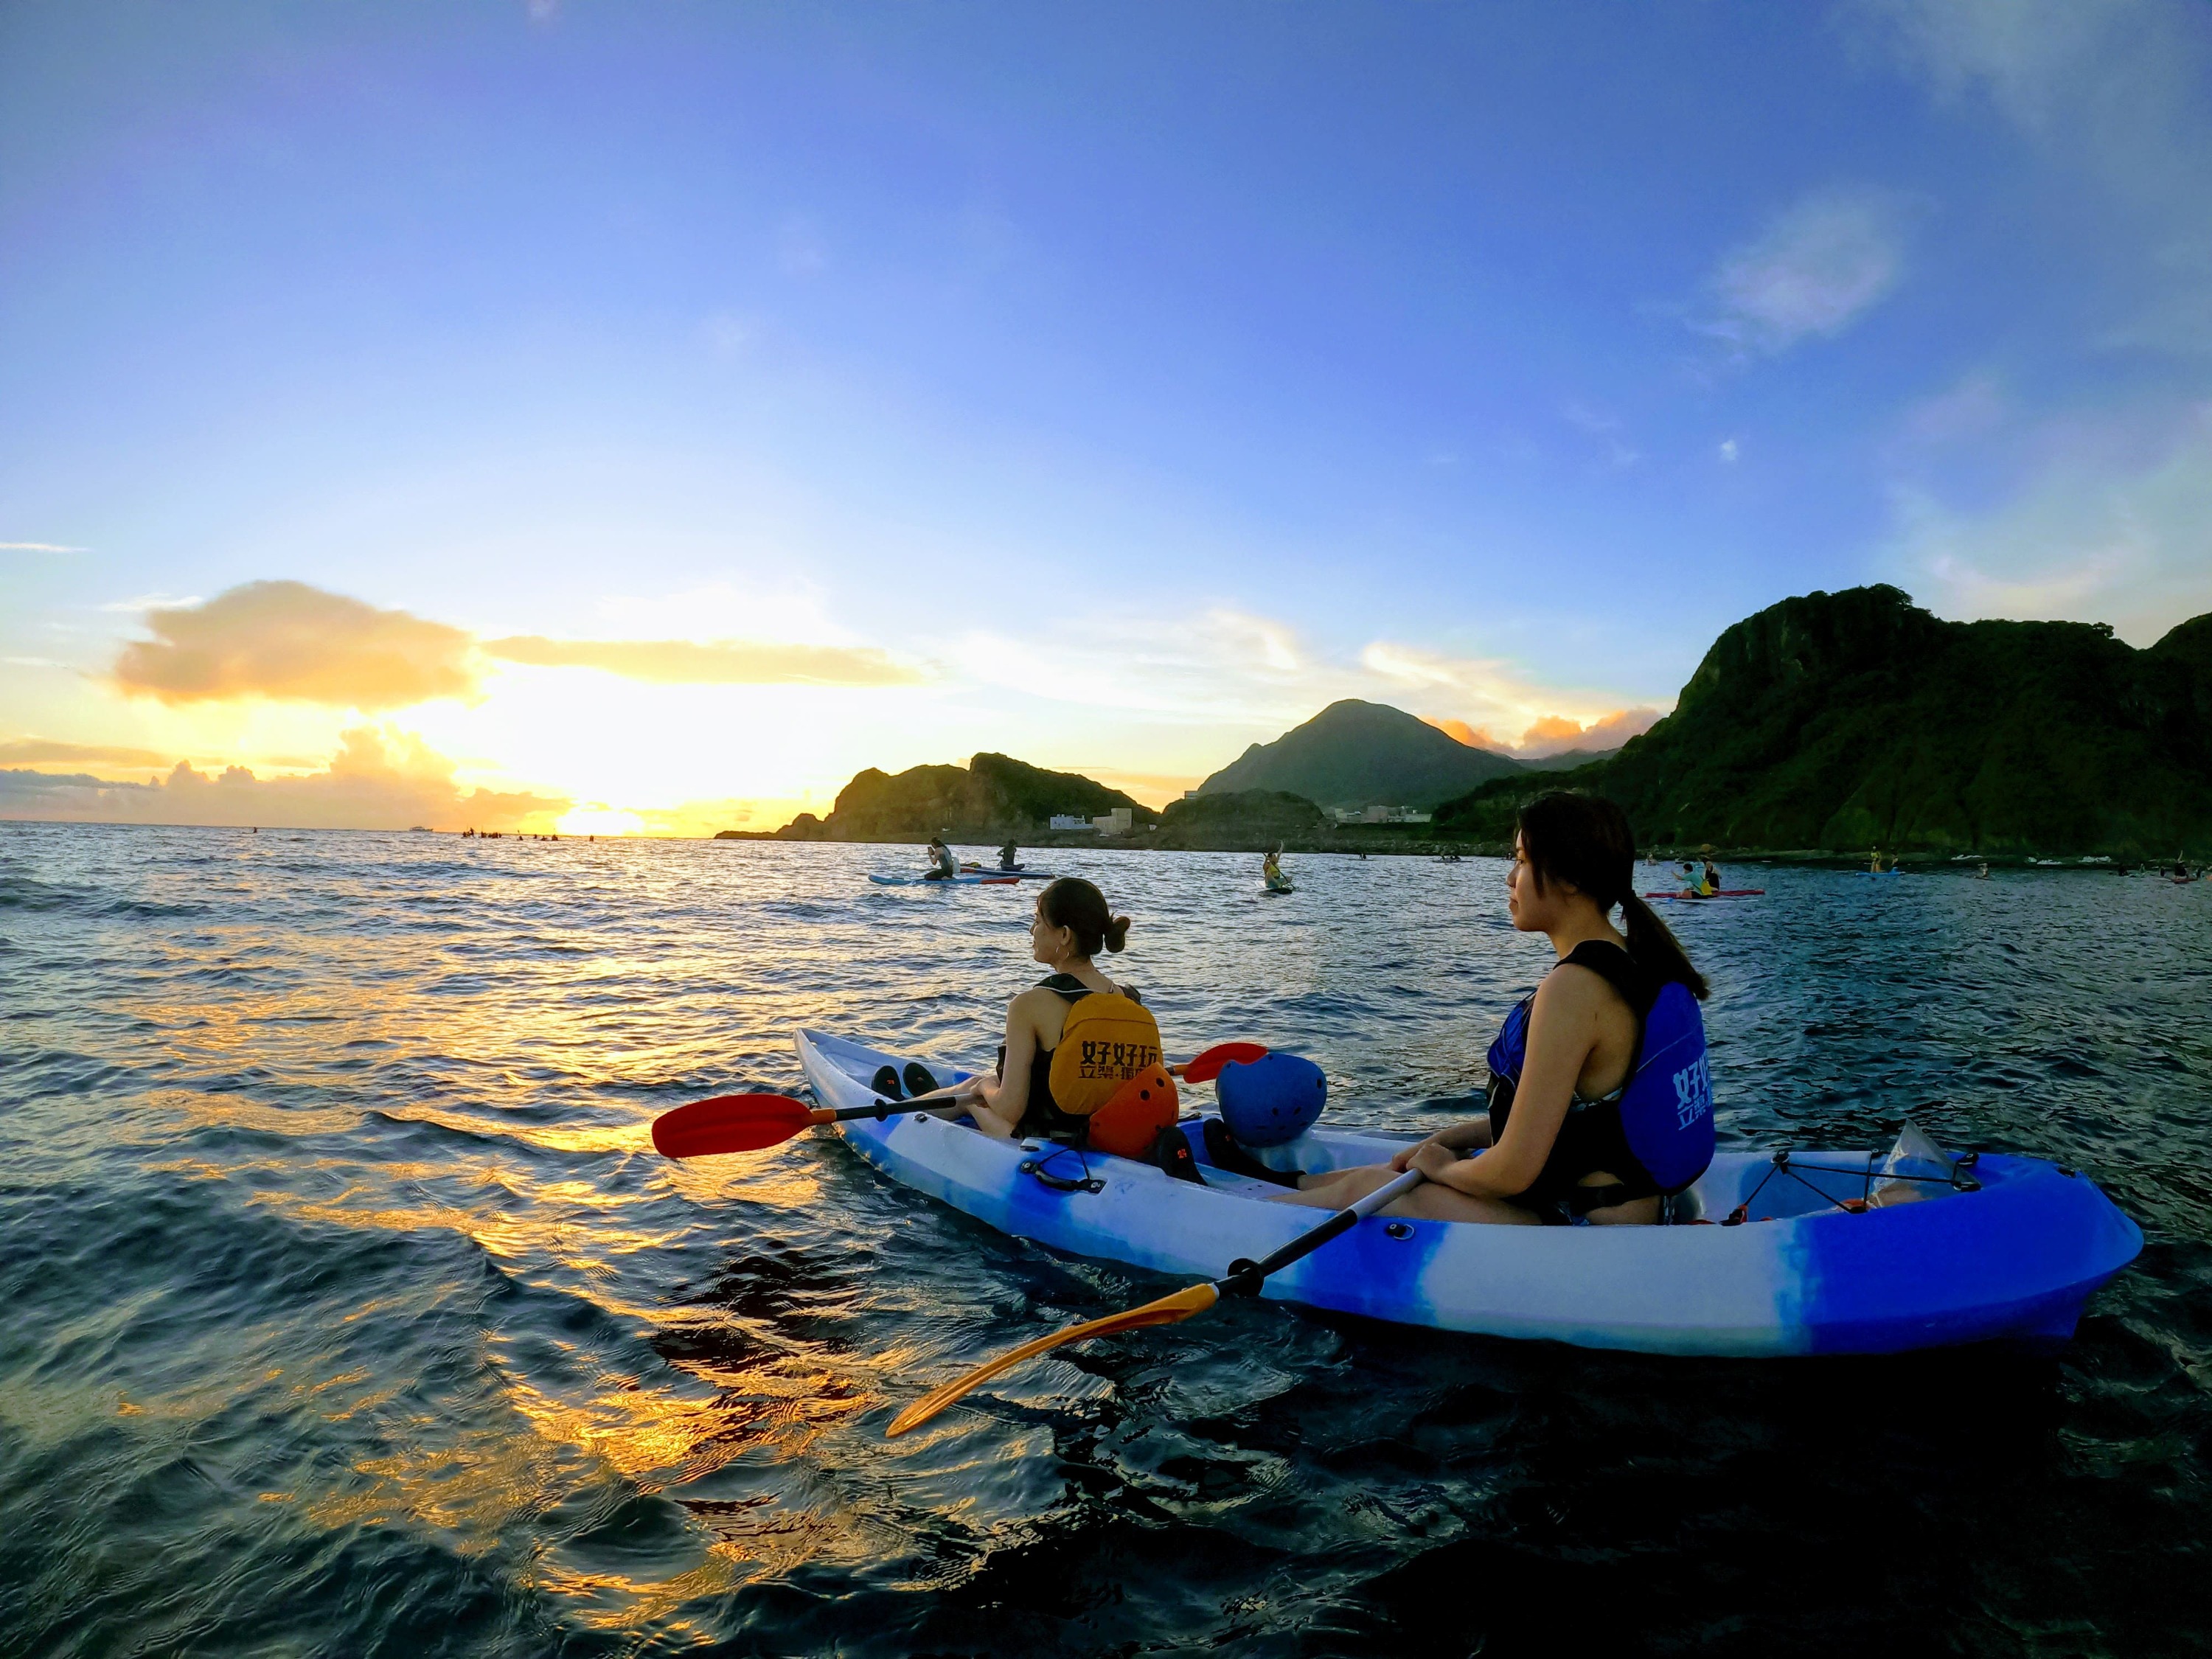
[1434,585,2212,855]
[749,751,1154,842]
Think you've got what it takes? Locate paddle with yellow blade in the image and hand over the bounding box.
[886,1164,1427,1436]
[651,1040,1270,1160]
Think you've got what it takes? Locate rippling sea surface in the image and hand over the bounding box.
[3,824,2209,1658]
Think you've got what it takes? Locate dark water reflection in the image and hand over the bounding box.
[1,824,2206,1657]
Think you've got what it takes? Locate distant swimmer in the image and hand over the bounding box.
[924,835,958,881]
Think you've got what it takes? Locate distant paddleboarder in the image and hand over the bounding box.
[998,839,1020,871]
[924,835,958,881]
[1263,844,1293,893]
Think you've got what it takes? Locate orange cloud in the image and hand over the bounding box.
[1425,717,1505,751]
[1513,707,1663,757]
[480,635,924,686]
[1424,708,1661,759]
[1521,714,1588,746]
[0,737,178,768]
[108,580,926,710]
[114,581,476,709]
[0,726,566,831]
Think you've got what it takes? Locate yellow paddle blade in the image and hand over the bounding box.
[885,1281,1222,1437]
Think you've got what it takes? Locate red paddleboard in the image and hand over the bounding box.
[1644,888,1765,900]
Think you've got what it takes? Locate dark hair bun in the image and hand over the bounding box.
[1037,877,1129,959]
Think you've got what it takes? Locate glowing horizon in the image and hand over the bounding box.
[5,4,2208,830]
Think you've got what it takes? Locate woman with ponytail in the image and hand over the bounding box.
[1273,791,1711,1225]
[931,877,1164,1146]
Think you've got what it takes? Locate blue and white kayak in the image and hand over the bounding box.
[796,1029,2140,1357]
[866,872,1020,886]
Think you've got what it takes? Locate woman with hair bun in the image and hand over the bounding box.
[1267,791,1713,1225]
[936,877,1168,1147]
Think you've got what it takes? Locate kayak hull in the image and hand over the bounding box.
[1646,888,1765,900]
[867,873,1019,886]
[794,1031,2140,1358]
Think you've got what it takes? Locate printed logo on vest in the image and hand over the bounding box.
[1078,1037,1159,1079]
[1672,1055,1712,1130]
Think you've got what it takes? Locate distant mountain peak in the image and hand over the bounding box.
[1197,699,1523,809]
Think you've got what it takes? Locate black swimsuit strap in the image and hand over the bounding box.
[1557,939,1655,1016]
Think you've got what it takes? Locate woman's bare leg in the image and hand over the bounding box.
[1270,1164,1541,1225]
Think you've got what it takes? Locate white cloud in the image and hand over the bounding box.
[1858,0,2146,134]
[1718,439,1741,464]
[1854,0,2212,354]
[0,541,88,553]
[1899,372,2007,446]
[703,313,756,355]
[1885,403,2212,641]
[99,591,204,613]
[776,218,828,276]
[1360,641,1661,750]
[1702,187,1912,355]
[1561,403,1641,467]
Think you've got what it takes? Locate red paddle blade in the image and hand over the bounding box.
[652,1093,818,1158]
[1181,1041,1268,1084]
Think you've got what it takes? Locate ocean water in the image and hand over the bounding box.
[1,824,2208,1658]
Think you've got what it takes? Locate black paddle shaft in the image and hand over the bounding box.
[1222,1168,1425,1295]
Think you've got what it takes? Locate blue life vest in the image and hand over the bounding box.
[1484,941,1714,1200]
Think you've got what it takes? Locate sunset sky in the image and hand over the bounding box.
[4,1,2209,834]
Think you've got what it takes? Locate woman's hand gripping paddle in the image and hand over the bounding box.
[885,1166,1425,1436]
[651,1085,976,1159]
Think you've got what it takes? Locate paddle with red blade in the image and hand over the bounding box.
[1172,1041,1267,1082]
[656,1037,1267,1160]
[651,1091,962,1159]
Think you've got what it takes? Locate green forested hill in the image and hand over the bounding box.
[1435,585,2212,855]
[1197,698,1523,808]
[1155,789,1330,850]
[768,752,1150,841]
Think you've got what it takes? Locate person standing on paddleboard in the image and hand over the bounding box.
[1231,792,1712,1225]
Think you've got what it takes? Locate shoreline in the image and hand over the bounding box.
[715,828,2200,871]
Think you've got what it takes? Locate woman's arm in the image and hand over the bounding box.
[964,990,1047,1138]
[1408,967,1606,1200]
[1387,1115,1492,1171]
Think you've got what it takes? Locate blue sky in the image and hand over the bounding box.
[3,1,2208,830]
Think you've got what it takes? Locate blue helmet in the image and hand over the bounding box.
[1216,1052,1326,1147]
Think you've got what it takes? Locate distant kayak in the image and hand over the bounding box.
[1264,882,1295,895]
[1860,869,1904,877]
[868,873,1020,886]
[1646,889,1764,900]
